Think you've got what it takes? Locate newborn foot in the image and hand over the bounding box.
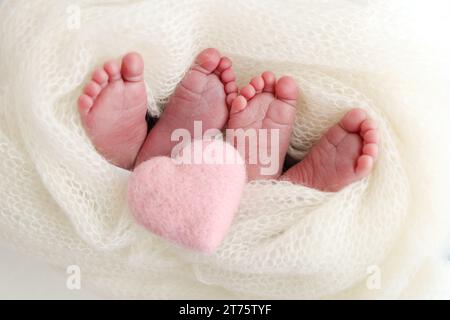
[78,52,148,170]
[135,48,237,165]
[227,72,298,180]
[281,108,379,192]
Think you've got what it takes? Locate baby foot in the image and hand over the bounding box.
[78,52,148,170]
[135,48,237,165]
[227,72,299,180]
[281,108,379,192]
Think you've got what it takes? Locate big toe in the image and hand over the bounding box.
[340,108,367,133]
[194,48,221,74]
[121,52,144,82]
[275,76,299,106]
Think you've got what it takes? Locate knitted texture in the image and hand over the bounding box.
[128,140,247,253]
[0,0,450,299]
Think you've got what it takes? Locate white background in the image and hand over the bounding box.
[0,0,449,300]
[0,245,100,299]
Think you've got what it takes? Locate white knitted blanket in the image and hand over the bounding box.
[1,0,450,298]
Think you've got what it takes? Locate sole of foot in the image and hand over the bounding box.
[281,108,379,192]
[135,48,238,165]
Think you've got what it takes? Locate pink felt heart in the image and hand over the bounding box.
[128,140,247,252]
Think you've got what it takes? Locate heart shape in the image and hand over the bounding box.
[128,140,247,252]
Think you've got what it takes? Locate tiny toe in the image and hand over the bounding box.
[361,119,378,134]
[225,82,238,94]
[363,143,379,158]
[193,48,221,74]
[92,68,108,87]
[221,68,236,83]
[325,125,348,147]
[363,129,379,144]
[275,76,299,106]
[355,155,373,177]
[226,93,238,107]
[216,57,232,73]
[104,60,121,81]
[240,84,256,100]
[262,71,276,92]
[121,52,144,82]
[340,108,367,133]
[83,81,101,98]
[230,96,247,114]
[78,94,93,114]
[250,76,264,92]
